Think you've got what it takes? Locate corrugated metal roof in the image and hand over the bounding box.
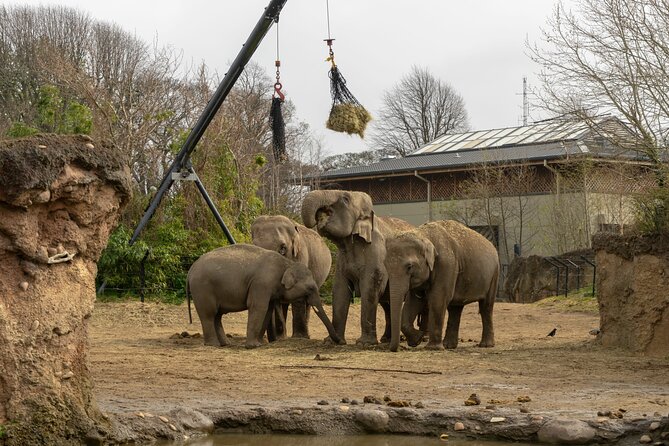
[318,117,639,180]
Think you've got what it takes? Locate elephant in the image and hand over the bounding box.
[301,189,414,345]
[186,244,340,348]
[384,220,500,352]
[251,215,332,339]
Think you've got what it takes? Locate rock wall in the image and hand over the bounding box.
[503,250,594,303]
[0,135,131,445]
[592,232,669,356]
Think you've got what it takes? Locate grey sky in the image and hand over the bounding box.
[18,0,564,157]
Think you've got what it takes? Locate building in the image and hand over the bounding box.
[314,117,655,266]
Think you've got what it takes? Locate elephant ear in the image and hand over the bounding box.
[291,225,301,259]
[281,268,297,289]
[424,239,436,271]
[353,211,374,243]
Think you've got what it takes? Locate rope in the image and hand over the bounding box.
[326,0,332,40]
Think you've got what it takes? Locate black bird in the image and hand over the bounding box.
[546,328,557,337]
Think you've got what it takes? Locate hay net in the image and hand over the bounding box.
[326,66,372,138]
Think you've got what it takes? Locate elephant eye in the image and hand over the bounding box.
[342,195,350,205]
[405,263,413,273]
[279,244,287,256]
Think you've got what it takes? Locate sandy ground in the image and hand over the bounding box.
[88,301,669,419]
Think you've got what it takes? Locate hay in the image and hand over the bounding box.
[326,103,372,138]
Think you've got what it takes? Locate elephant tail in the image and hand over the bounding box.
[186,275,193,324]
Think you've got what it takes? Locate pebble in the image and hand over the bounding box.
[350,400,359,405]
[454,422,465,431]
[159,416,169,423]
[136,412,145,418]
[47,247,58,256]
[531,416,545,422]
[317,400,329,405]
[144,413,154,418]
[19,282,29,291]
[649,422,660,431]
[339,406,349,412]
[414,402,425,409]
[490,417,506,423]
[520,407,529,414]
[363,396,382,405]
[31,320,40,331]
[168,424,177,432]
[292,409,303,415]
[85,143,95,149]
[341,397,350,404]
[517,395,532,403]
[37,145,47,149]
[35,190,51,203]
[639,435,652,444]
[465,393,481,406]
[62,371,74,380]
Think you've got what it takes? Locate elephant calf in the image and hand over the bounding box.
[251,215,332,339]
[187,244,340,348]
[385,220,500,352]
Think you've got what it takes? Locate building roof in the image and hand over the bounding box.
[319,117,638,180]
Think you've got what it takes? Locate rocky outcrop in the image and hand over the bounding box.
[593,232,669,356]
[503,250,594,303]
[0,134,131,445]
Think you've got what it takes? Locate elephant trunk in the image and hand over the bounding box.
[301,190,340,228]
[309,297,341,345]
[389,280,409,352]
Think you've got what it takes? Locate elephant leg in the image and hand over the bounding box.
[379,286,391,343]
[246,295,270,349]
[356,270,386,346]
[402,293,426,347]
[291,300,310,338]
[444,304,464,349]
[264,305,277,343]
[329,269,352,344]
[478,275,497,347]
[194,299,223,347]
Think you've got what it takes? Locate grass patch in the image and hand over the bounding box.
[534,286,599,313]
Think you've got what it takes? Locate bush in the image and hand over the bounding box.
[634,186,669,234]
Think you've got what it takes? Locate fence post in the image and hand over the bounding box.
[564,259,580,292]
[544,258,561,296]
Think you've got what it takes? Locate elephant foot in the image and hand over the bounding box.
[379,334,391,344]
[355,334,379,346]
[245,339,264,349]
[292,332,310,339]
[324,336,346,346]
[404,330,424,347]
[478,339,495,348]
[424,342,445,351]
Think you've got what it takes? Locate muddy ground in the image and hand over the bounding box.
[89,300,668,423]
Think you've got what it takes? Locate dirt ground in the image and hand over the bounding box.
[88,300,669,420]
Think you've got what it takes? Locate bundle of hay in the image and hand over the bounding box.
[326,66,371,138]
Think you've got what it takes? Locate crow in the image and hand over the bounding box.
[546,328,557,337]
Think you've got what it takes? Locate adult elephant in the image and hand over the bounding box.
[384,220,499,352]
[251,215,332,339]
[301,189,413,345]
[187,244,340,348]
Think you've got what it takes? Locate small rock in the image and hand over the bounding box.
[598,410,612,417]
[339,406,349,412]
[19,282,29,291]
[589,328,600,335]
[136,412,145,418]
[85,143,95,149]
[363,396,382,405]
[317,400,329,405]
[159,416,169,423]
[531,416,545,422]
[144,413,154,418]
[292,409,303,415]
[475,426,481,431]
[517,395,532,403]
[341,397,350,403]
[520,407,529,413]
[35,190,51,203]
[168,424,177,432]
[490,417,506,423]
[37,144,47,149]
[31,320,40,331]
[62,371,74,380]
[355,409,389,432]
[54,371,63,378]
[611,411,624,419]
[57,244,65,254]
[649,422,661,431]
[383,395,391,402]
[47,247,58,257]
[350,400,359,405]
[439,433,449,441]
[387,400,410,408]
[180,331,190,338]
[639,435,652,444]
[414,401,424,409]
[597,417,609,423]
[454,422,465,431]
[21,261,39,277]
[465,393,481,406]
[486,405,497,410]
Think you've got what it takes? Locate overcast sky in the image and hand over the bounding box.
[18,0,566,157]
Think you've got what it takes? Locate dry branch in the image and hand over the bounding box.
[279,364,442,375]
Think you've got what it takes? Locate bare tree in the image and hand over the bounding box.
[528,0,669,181]
[371,66,469,157]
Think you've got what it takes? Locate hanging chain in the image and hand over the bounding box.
[274,19,284,100]
[324,0,336,68]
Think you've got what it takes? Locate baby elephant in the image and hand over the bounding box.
[187,244,340,348]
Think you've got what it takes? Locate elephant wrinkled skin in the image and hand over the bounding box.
[301,189,413,345]
[385,220,500,352]
[251,215,332,339]
[186,244,340,348]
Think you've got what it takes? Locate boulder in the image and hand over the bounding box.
[537,418,596,444]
